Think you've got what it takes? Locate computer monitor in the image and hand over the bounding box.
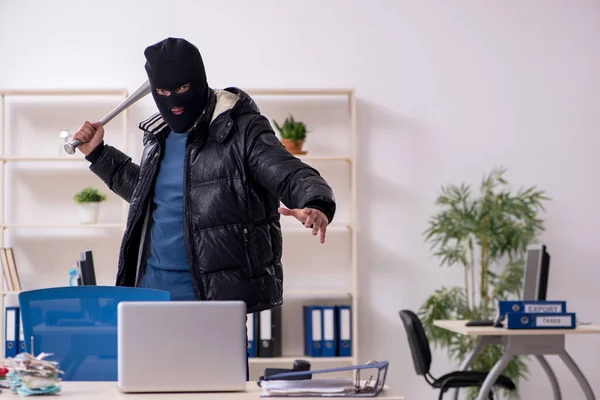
[522,244,550,300]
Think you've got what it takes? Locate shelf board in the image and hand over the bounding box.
[244,88,353,96]
[249,356,353,364]
[1,223,124,229]
[297,156,351,162]
[0,290,352,298]
[285,289,352,298]
[0,291,21,296]
[0,88,352,97]
[0,89,127,96]
[1,156,87,162]
[1,155,352,163]
[281,223,351,233]
[1,223,348,231]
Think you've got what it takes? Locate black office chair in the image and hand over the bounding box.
[398,310,515,400]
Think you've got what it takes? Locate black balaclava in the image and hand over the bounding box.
[144,37,210,133]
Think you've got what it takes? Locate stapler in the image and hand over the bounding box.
[257,359,312,385]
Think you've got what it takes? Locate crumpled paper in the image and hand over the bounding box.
[2,352,63,396]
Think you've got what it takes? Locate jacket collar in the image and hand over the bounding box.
[138,88,239,140]
[138,112,167,135]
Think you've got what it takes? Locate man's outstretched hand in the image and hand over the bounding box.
[278,207,328,243]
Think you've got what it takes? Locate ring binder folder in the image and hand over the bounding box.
[5,306,19,358]
[336,305,352,357]
[303,305,323,357]
[497,300,566,320]
[322,306,336,357]
[259,307,282,357]
[506,312,577,329]
[247,313,257,358]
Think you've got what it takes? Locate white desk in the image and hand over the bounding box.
[37,382,406,399]
[434,320,600,400]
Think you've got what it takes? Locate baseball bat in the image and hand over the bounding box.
[64,79,152,155]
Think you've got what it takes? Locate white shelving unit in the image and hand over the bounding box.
[0,87,358,375]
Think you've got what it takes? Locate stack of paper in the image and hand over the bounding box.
[3,352,63,396]
[261,378,356,397]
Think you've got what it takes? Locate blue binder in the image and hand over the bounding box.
[506,312,576,329]
[336,305,352,357]
[497,300,566,321]
[247,312,257,358]
[4,306,19,358]
[321,306,336,357]
[303,305,322,357]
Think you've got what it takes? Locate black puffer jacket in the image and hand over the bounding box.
[86,87,336,313]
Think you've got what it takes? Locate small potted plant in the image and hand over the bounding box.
[273,115,308,155]
[73,187,107,224]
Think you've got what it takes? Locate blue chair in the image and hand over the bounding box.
[18,286,170,381]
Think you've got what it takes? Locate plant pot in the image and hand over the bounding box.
[280,139,307,155]
[78,202,100,224]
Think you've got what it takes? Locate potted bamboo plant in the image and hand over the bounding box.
[74,187,107,224]
[273,115,308,155]
[418,167,549,400]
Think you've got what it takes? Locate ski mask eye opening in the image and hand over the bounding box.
[154,83,191,97]
[173,83,191,95]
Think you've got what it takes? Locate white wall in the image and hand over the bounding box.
[2,0,600,398]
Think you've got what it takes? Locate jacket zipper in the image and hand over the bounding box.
[118,142,161,287]
[243,227,253,275]
[133,146,163,285]
[183,136,206,301]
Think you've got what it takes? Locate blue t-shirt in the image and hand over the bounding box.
[139,129,195,301]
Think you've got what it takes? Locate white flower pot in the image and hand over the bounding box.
[78,202,100,224]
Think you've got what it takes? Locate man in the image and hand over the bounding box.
[73,37,336,311]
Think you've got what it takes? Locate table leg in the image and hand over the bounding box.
[475,352,514,400]
[559,350,596,400]
[534,355,562,400]
[452,339,487,400]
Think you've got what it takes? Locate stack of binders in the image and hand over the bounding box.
[303,305,351,358]
[247,307,282,358]
[498,300,576,329]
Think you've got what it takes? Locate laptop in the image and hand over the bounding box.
[117,300,247,393]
